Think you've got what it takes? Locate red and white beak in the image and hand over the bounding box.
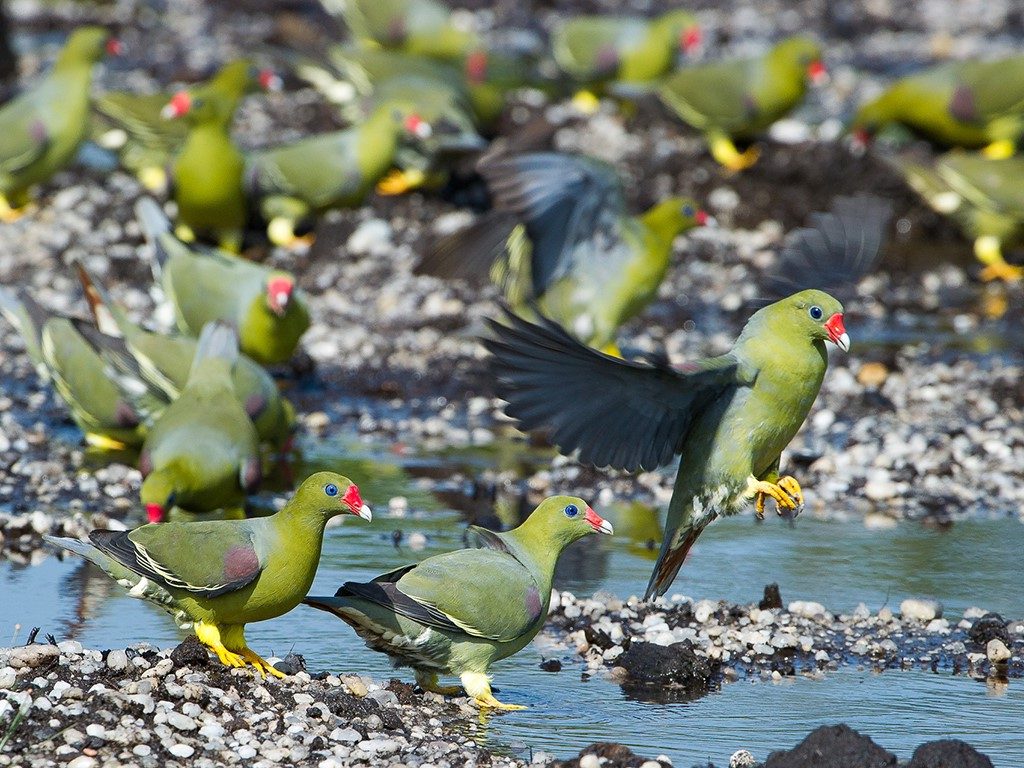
[824,312,850,352]
[259,68,283,92]
[106,38,123,57]
[342,484,373,521]
[584,506,614,535]
[695,209,709,226]
[161,91,192,120]
[807,59,829,86]
[266,276,293,317]
[145,503,165,524]
[680,25,702,54]
[404,114,433,140]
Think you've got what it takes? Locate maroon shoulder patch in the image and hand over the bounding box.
[115,400,141,428]
[595,44,620,77]
[525,585,542,624]
[244,393,267,419]
[223,545,259,582]
[949,84,978,124]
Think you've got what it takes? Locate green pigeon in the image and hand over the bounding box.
[45,471,372,677]
[657,36,826,170]
[851,56,1024,158]
[137,322,261,523]
[0,26,117,219]
[419,152,707,354]
[483,196,891,599]
[304,495,612,709]
[92,59,281,193]
[330,0,478,62]
[75,262,297,452]
[897,151,1024,282]
[137,198,310,365]
[552,10,702,92]
[0,286,145,450]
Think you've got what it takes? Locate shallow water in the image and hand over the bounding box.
[3,437,1023,765]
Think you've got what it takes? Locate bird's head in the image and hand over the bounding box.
[62,27,119,65]
[464,50,489,85]
[679,24,703,55]
[211,59,283,98]
[290,472,372,522]
[517,496,613,550]
[140,471,176,524]
[776,289,849,352]
[774,36,827,86]
[265,275,295,317]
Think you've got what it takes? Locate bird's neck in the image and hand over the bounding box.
[641,200,687,247]
[501,527,562,594]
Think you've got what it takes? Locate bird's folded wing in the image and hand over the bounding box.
[479,152,627,295]
[344,548,543,642]
[940,155,1024,214]
[89,524,263,598]
[484,310,741,472]
[0,115,50,176]
[657,61,752,130]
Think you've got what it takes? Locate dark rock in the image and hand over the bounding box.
[584,625,614,650]
[907,739,994,768]
[273,653,307,676]
[540,659,562,672]
[616,641,719,700]
[550,742,671,767]
[967,613,1010,647]
[386,678,419,705]
[170,635,210,669]
[760,583,784,610]
[764,724,897,768]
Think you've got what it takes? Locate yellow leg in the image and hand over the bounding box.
[570,90,601,115]
[598,341,622,358]
[415,670,462,696]
[194,621,246,669]
[174,223,196,242]
[267,217,316,250]
[975,236,1024,282]
[981,139,1015,160]
[377,168,427,196]
[138,166,169,194]
[0,194,31,222]
[220,625,286,678]
[750,476,802,520]
[708,135,760,171]
[461,671,526,711]
[84,433,130,451]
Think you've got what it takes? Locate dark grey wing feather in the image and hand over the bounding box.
[483,309,741,472]
[765,195,893,301]
[479,152,627,295]
[336,579,465,634]
[417,211,518,283]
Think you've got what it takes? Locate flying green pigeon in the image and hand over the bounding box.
[552,9,701,91]
[138,322,261,522]
[484,196,891,599]
[137,198,310,365]
[657,36,826,170]
[75,262,297,452]
[0,286,145,450]
[304,495,611,709]
[419,152,707,354]
[329,0,478,62]
[897,151,1024,281]
[0,27,117,219]
[92,59,281,193]
[851,56,1024,158]
[46,471,372,677]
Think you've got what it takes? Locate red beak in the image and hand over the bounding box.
[106,38,123,56]
[695,209,708,226]
[807,59,828,85]
[404,113,432,139]
[145,503,164,524]
[584,506,614,535]
[852,126,872,149]
[465,50,488,84]
[824,312,850,352]
[342,484,373,521]
[680,25,702,53]
[161,91,192,119]
[259,68,283,92]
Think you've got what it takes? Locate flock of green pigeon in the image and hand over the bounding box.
[0,0,1021,709]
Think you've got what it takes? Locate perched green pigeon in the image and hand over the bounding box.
[138,322,261,522]
[305,495,612,709]
[419,152,707,354]
[552,10,701,91]
[75,262,297,452]
[851,56,1024,158]
[92,59,281,193]
[897,151,1024,281]
[329,0,478,62]
[0,26,117,219]
[484,196,891,599]
[658,36,826,170]
[137,198,310,365]
[46,471,372,677]
[0,286,145,449]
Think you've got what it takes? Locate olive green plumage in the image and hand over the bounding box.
[0,27,112,212]
[137,198,310,365]
[75,262,297,452]
[0,286,144,449]
[552,9,701,88]
[420,152,706,353]
[485,197,890,600]
[851,56,1024,152]
[897,151,1024,281]
[45,472,372,677]
[331,0,478,62]
[305,495,612,709]
[658,36,824,170]
[138,323,261,522]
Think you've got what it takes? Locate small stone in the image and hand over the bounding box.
[857,362,888,387]
[167,710,197,731]
[900,598,942,622]
[237,745,258,759]
[0,668,16,689]
[106,649,128,671]
[133,745,152,757]
[987,639,1011,664]
[342,675,368,697]
[346,219,392,255]
[788,601,827,619]
[8,644,59,670]
[579,755,600,768]
[67,757,97,768]
[330,727,361,744]
[367,689,398,707]
[169,743,195,758]
[357,738,400,754]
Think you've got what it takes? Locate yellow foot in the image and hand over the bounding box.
[238,647,286,679]
[194,622,246,669]
[415,671,462,696]
[267,217,315,250]
[981,139,1015,160]
[571,90,601,115]
[138,166,169,194]
[0,195,31,222]
[979,262,1024,282]
[751,476,803,520]
[460,671,526,711]
[377,168,427,196]
[974,236,1023,282]
[709,135,760,171]
[84,433,131,451]
[174,223,196,242]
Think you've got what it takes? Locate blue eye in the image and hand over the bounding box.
[809,306,823,321]
[325,484,339,497]
[564,504,579,518]
[683,205,694,217]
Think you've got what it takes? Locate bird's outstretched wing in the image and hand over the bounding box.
[484,309,743,472]
[764,195,893,301]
